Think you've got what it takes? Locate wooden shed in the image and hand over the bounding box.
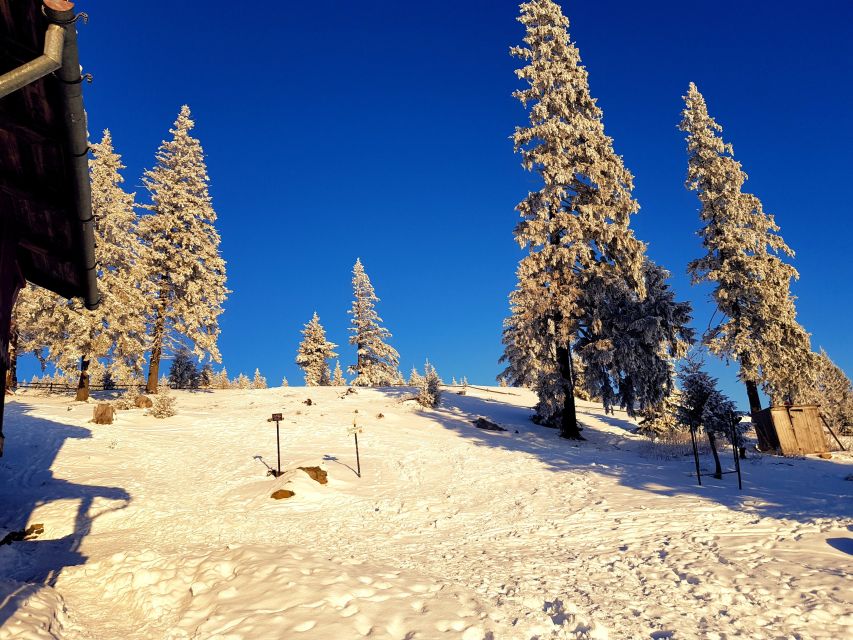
[0,0,99,456]
[752,405,829,455]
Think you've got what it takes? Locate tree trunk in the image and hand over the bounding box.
[707,430,723,479]
[146,303,165,394]
[744,379,762,414]
[75,355,90,402]
[556,344,583,440]
[5,320,17,392]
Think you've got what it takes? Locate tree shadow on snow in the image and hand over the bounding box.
[0,401,130,628]
[403,389,852,525]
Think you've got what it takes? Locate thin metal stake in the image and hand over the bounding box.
[689,426,702,486]
[354,432,361,478]
[275,419,281,477]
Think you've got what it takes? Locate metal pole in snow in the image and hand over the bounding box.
[730,415,742,491]
[276,419,281,477]
[354,432,360,478]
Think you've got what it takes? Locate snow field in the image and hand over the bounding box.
[0,386,851,639]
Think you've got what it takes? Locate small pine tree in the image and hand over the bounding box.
[348,259,400,386]
[234,373,250,389]
[213,367,229,389]
[418,360,442,409]
[331,361,346,386]
[168,345,200,389]
[295,312,338,386]
[498,376,508,388]
[252,368,268,389]
[677,356,742,478]
[408,367,423,387]
[199,363,213,388]
[281,376,289,388]
[806,349,853,436]
[451,377,458,386]
[149,386,178,418]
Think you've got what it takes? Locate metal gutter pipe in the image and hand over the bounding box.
[0,23,65,99]
[43,0,100,310]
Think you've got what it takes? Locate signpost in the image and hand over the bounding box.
[348,412,362,478]
[267,413,283,477]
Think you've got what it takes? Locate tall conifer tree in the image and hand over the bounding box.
[348,259,400,386]
[504,0,646,438]
[680,84,813,410]
[139,106,228,393]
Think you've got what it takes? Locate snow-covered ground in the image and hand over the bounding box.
[1,386,851,639]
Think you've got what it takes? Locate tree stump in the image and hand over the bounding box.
[93,403,115,425]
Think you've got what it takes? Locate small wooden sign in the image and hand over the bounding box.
[271,413,282,422]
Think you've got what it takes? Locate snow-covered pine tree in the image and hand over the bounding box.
[451,377,458,386]
[347,259,400,386]
[806,349,853,436]
[199,363,213,388]
[234,373,250,389]
[505,0,646,438]
[168,345,199,389]
[407,367,423,387]
[13,132,150,400]
[331,361,346,386]
[295,312,338,386]
[138,106,228,394]
[417,360,442,408]
[213,367,229,389]
[281,376,289,388]
[680,83,813,411]
[576,261,694,416]
[252,368,267,389]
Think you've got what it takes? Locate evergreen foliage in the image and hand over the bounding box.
[408,367,423,387]
[295,312,338,386]
[806,349,853,436]
[417,360,442,408]
[680,83,813,408]
[138,106,229,393]
[331,361,346,386]
[168,345,200,389]
[252,368,268,389]
[503,0,648,438]
[149,386,177,418]
[575,261,694,416]
[347,259,400,386]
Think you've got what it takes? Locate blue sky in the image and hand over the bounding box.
[20,0,853,408]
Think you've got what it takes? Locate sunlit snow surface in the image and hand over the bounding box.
[1,386,851,639]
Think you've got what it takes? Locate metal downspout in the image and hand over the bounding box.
[0,23,65,98]
[43,0,100,310]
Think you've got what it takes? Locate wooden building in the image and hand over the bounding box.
[752,405,829,455]
[0,0,99,456]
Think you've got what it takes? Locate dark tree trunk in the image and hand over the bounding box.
[146,303,165,394]
[744,379,762,414]
[707,430,723,479]
[75,355,90,402]
[5,319,17,392]
[556,343,583,440]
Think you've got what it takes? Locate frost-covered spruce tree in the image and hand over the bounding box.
[806,349,853,436]
[408,366,423,387]
[576,261,694,416]
[348,259,400,386]
[281,376,289,388]
[21,131,150,401]
[505,0,646,438]
[331,361,346,386]
[417,360,442,408]
[139,106,228,394]
[295,312,338,386]
[680,84,813,411]
[168,345,199,389]
[252,369,268,389]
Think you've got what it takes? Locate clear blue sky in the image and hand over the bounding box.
[20,0,853,408]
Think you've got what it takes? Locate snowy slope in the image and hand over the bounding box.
[0,386,850,639]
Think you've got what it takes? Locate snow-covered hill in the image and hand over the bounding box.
[1,386,850,639]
